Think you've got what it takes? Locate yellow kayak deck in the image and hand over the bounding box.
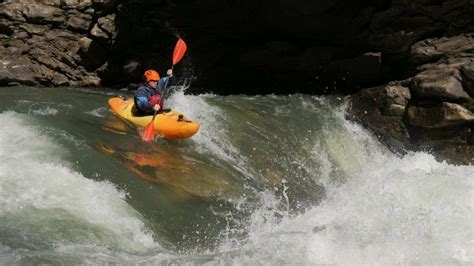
[108,96,200,139]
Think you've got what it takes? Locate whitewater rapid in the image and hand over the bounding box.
[0,86,472,264]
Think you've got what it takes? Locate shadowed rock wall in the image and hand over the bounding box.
[1,0,473,93]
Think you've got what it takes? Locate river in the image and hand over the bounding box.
[0,86,472,264]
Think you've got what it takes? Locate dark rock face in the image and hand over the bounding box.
[165,0,474,94]
[348,35,474,165]
[1,0,473,93]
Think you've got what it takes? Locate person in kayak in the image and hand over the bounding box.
[133,69,174,116]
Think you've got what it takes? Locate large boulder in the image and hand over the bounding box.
[347,83,412,153]
[410,67,471,101]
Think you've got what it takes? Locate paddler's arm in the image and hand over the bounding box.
[156,69,175,95]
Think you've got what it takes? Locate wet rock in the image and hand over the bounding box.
[347,84,412,153]
[382,84,411,116]
[407,102,474,128]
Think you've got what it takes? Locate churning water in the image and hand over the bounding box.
[0,86,472,264]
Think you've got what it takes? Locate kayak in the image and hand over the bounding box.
[107,96,200,139]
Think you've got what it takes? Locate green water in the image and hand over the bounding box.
[0,86,472,264]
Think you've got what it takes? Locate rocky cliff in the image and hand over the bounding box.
[1,0,473,93]
[348,34,474,165]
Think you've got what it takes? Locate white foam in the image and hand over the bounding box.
[211,117,474,264]
[32,107,58,116]
[0,111,158,252]
[84,107,109,117]
[166,89,254,177]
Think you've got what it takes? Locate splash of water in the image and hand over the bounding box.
[0,112,159,260]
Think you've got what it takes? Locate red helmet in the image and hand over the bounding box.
[144,69,160,81]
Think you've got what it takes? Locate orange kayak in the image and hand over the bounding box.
[107,96,200,139]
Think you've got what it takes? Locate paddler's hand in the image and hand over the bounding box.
[152,104,161,111]
[166,69,173,78]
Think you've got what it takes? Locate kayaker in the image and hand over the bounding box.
[133,69,174,116]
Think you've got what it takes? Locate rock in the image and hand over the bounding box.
[382,85,411,116]
[92,0,117,8]
[17,23,49,35]
[97,14,116,37]
[38,0,61,7]
[0,19,14,36]
[410,34,474,64]
[29,47,69,72]
[0,58,41,86]
[123,61,140,75]
[0,3,27,22]
[384,84,411,105]
[52,72,70,86]
[14,31,29,39]
[410,67,471,101]
[442,102,474,124]
[79,36,93,52]
[22,3,63,24]
[384,104,407,116]
[418,57,474,72]
[325,52,383,91]
[407,102,474,128]
[461,62,474,81]
[348,85,412,152]
[461,63,474,96]
[44,29,79,41]
[78,37,108,69]
[90,23,108,39]
[66,10,91,32]
[462,99,474,113]
[60,0,93,9]
[75,74,101,86]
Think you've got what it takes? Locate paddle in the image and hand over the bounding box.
[160,38,187,101]
[141,38,187,142]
